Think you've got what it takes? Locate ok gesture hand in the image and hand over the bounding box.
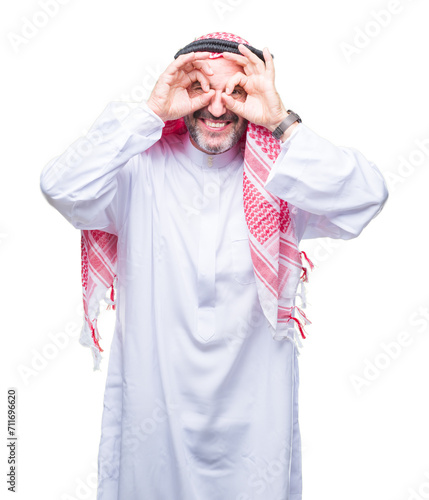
[147,52,215,122]
[221,45,290,133]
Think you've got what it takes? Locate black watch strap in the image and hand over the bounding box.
[272,110,302,140]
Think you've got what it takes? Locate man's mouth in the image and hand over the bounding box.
[199,119,231,131]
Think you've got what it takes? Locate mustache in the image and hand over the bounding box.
[193,109,238,123]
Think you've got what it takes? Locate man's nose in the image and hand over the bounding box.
[207,90,226,118]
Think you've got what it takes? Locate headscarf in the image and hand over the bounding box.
[80,32,313,371]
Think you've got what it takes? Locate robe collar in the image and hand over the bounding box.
[183,132,242,169]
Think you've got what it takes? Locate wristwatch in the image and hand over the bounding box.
[272,110,302,140]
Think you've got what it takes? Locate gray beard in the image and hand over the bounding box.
[184,115,248,154]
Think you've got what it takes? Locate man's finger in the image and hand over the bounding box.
[237,44,265,74]
[221,52,248,67]
[176,51,212,64]
[225,72,248,95]
[167,52,212,75]
[221,92,246,118]
[192,60,214,76]
[190,89,215,113]
[237,44,261,64]
[263,47,275,76]
[186,69,210,91]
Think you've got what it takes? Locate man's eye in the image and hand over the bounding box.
[190,84,204,93]
[232,87,246,97]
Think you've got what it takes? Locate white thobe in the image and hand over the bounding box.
[40,101,388,500]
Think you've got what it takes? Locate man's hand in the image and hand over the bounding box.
[147,52,215,122]
[221,45,297,139]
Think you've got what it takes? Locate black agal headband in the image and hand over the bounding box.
[174,38,274,62]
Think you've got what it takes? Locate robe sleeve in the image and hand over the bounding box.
[263,123,389,241]
[39,101,164,234]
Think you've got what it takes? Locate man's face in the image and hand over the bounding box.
[184,57,248,154]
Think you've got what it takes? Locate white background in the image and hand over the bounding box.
[1,0,429,499]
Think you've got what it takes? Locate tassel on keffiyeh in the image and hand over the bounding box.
[80,230,118,370]
[79,32,314,370]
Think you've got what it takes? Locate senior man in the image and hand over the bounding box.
[40,31,388,500]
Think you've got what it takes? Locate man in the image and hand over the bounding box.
[40,32,388,500]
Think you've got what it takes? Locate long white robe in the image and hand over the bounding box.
[40,101,388,500]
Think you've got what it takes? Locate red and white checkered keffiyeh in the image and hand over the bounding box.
[80,32,313,370]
